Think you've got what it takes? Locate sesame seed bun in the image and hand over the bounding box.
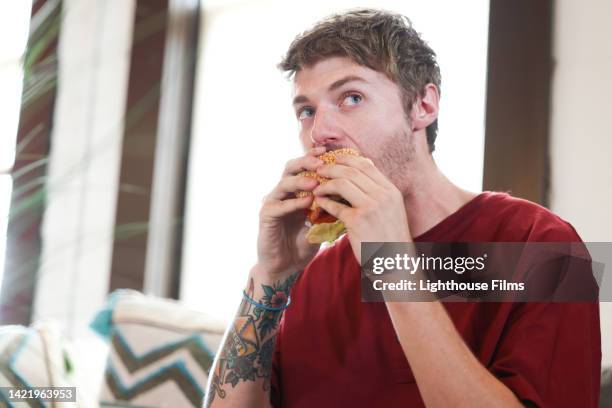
[295,148,360,243]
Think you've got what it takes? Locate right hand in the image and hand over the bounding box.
[255,146,327,280]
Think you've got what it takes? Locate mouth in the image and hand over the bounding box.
[324,143,353,151]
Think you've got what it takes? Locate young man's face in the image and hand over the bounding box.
[292,56,416,192]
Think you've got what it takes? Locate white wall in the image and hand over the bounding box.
[33,0,135,340]
[550,0,612,366]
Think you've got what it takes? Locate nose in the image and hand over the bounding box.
[310,108,343,146]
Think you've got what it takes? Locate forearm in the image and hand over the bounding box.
[385,301,522,408]
[205,267,299,408]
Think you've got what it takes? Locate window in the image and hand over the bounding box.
[0,1,33,289]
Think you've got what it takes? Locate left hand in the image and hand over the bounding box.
[313,154,412,264]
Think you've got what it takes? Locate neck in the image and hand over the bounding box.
[402,150,478,239]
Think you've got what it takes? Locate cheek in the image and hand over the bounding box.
[299,132,313,149]
[351,113,402,148]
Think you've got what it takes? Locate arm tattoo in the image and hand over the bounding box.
[206,273,298,406]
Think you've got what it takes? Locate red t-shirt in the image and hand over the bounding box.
[271,192,601,407]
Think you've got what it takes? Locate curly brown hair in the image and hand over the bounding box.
[278,8,442,152]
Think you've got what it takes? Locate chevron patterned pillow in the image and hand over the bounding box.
[0,322,90,407]
[91,290,226,408]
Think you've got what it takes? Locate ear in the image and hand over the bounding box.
[409,83,439,132]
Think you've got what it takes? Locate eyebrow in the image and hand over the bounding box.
[292,75,369,106]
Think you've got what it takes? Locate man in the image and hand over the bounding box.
[205,9,600,407]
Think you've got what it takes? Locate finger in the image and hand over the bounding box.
[307,145,327,156]
[316,162,383,196]
[334,154,393,188]
[262,196,313,219]
[267,175,319,201]
[283,154,324,176]
[313,178,372,208]
[314,196,351,221]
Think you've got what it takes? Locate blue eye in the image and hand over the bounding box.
[343,93,362,106]
[298,107,314,120]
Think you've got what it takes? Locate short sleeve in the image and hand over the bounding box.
[489,302,601,407]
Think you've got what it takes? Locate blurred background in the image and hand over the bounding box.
[0,0,610,404]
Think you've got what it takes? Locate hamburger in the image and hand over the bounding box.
[296,148,360,244]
